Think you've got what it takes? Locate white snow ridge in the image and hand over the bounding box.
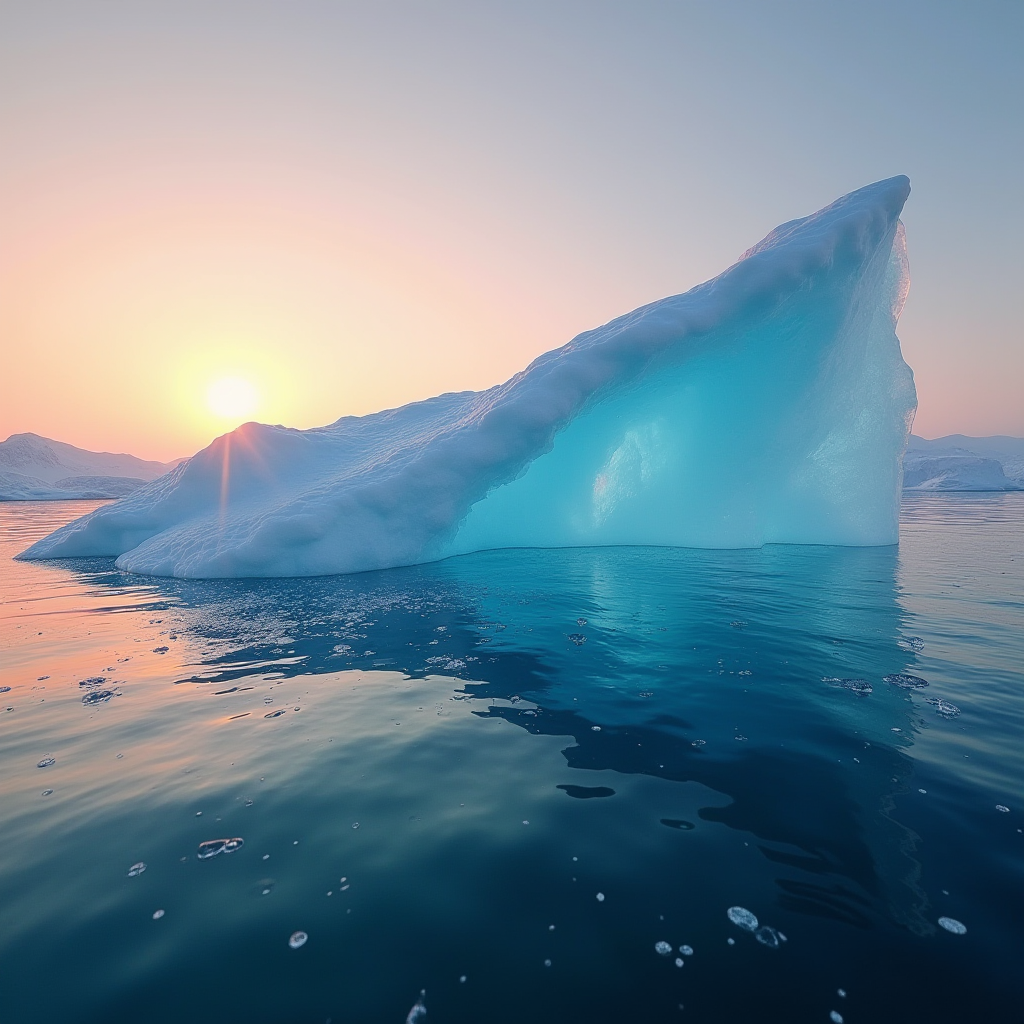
[19,176,917,579]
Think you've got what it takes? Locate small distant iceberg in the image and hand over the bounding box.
[903,434,1024,491]
[20,176,917,578]
[0,433,181,501]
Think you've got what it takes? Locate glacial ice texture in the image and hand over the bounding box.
[20,176,917,578]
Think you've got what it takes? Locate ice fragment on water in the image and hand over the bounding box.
[755,925,782,948]
[128,862,146,877]
[727,938,735,945]
[544,959,552,967]
[897,636,925,651]
[152,909,165,919]
[680,945,693,955]
[0,686,11,693]
[41,789,53,796]
[78,677,107,687]
[823,677,873,695]
[655,941,672,956]
[577,618,587,626]
[883,673,929,689]
[675,958,684,967]
[938,916,966,935]
[405,990,426,1023]
[830,1013,844,1024]
[196,837,244,859]
[926,698,960,719]
[727,907,758,931]
[37,757,55,768]
[82,690,115,705]
[837,989,847,998]
[288,931,308,949]
[995,804,1009,813]
[568,634,587,645]
[596,892,605,902]
[591,726,601,732]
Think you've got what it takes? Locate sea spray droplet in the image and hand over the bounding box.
[196,837,244,860]
[938,916,966,935]
[128,862,146,877]
[288,931,308,949]
[654,941,672,956]
[727,907,758,932]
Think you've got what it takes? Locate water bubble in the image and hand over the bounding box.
[596,892,605,902]
[679,945,693,956]
[196,837,244,860]
[128,862,147,877]
[755,926,782,948]
[405,990,427,1023]
[938,916,966,935]
[288,931,308,949]
[995,804,1010,813]
[655,941,672,956]
[727,907,758,932]
[37,757,55,768]
[884,673,929,689]
[152,909,165,920]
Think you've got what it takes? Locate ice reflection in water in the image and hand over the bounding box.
[0,497,1022,1023]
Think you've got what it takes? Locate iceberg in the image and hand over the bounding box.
[19,176,917,578]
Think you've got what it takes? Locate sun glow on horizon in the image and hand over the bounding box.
[207,376,260,424]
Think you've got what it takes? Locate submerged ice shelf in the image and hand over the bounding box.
[20,177,917,578]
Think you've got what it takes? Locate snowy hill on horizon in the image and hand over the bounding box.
[905,433,1024,491]
[0,433,183,500]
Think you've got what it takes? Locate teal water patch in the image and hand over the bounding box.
[0,496,1021,1022]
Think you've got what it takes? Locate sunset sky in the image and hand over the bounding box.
[2,1,1021,462]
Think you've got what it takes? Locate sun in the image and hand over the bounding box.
[207,376,260,422]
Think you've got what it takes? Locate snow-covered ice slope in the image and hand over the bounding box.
[20,176,917,578]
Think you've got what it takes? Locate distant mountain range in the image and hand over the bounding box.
[0,433,183,500]
[2,430,1021,502]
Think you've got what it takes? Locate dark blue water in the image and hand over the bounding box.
[1,495,1021,1023]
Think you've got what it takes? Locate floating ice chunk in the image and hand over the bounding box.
[591,726,601,732]
[21,177,917,579]
[36,757,55,768]
[824,677,873,695]
[727,937,735,945]
[755,926,782,948]
[544,959,552,967]
[995,805,1010,813]
[82,690,115,705]
[568,634,587,646]
[675,958,684,967]
[897,636,925,651]
[830,1013,844,1023]
[884,673,929,689]
[937,917,966,935]
[727,907,758,932]
[196,837,244,859]
[654,941,673,956]
[0,686,10,693]
[288,931,308,949]
[926,698,960,719]
[405,990,427,1023]
[128,862,146,877]
[679,945,694,956]
[78,677,106,687]
[596,892,605,902]
[41,789,53,796]
[838,989,847,998]
[152,909,165,919]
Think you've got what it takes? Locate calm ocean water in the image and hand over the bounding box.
[1,495,1021,1023]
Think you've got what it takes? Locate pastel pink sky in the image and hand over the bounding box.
[2,3,1021,462]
